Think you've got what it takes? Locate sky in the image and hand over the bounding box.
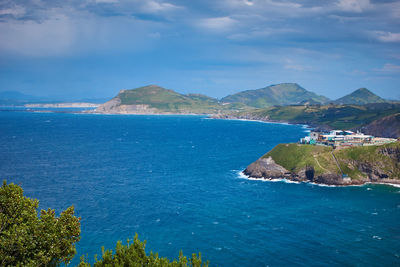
[0,0,399,101]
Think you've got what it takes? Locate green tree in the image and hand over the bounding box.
[0,180,81,266]
[79,233,209,267]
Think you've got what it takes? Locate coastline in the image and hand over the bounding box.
[4,108,398,188]
[238,171,400,188]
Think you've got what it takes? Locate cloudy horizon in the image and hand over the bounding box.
[0,0,399,100]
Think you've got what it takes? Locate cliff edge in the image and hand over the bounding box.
[244,142,400,186]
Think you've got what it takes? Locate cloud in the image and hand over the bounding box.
[378,63,400,72]
[284,59,310,71]
[197,17,236,32]
[243,0,254,6]
[372,31,400,43]
[336,0,372,13]
[140,1,182,14]
[0,6,26,18]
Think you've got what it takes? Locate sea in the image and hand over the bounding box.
[1,109,399,266]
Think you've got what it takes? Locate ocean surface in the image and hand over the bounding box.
[1,111,399,266]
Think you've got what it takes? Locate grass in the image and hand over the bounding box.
[264,143,334,175]
[263,142,400,180]
[238,103,400,129]
[116,85,252,114]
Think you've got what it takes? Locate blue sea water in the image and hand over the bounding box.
[0,112,399,266]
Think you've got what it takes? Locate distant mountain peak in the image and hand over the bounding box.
[221,82,329,108]
[334,88,386,105]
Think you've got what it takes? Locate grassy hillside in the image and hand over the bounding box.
[235,103,400,130]
[333,88,386,105]
[102,85,250,114]
[263,144,336,176]
[264,142,400,181]
[221,83,329,108]
[334,142,400,180]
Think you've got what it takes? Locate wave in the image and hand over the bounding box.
[236,171,400,189]
[237,171,301,184]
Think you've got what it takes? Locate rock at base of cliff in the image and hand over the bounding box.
[244,156,291,179]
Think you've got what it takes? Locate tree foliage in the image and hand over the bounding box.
[79,234,209,267]
[0,180,81,266]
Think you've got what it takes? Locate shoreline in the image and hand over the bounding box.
[238,171,400,188]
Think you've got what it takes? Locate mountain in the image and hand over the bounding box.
[0,90,40,105]
[220,83,330,108]
[333,88,386,105]
[95,85,248,114]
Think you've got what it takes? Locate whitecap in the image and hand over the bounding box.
[372,235,382,240]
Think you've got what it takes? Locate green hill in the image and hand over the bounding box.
[244,142,400,186]
[221,83,330,108]
[333,88,386,105]
[96,85,249,114]
[217,103,400,132]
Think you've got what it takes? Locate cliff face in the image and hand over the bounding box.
[244,143,400,186]
[95,97,159,114]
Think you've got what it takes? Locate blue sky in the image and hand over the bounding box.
[0,0,399,100]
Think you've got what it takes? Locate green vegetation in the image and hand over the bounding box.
[263,142,400,181]
[221,83,329,108]
[237,103,400,129]
[1,181,209,266]
[115,85,249,114]
[263,144,336,175]
[334,142,400,180]
[78,234,208,267]
[334,88,386,105]
[0,180,81,266]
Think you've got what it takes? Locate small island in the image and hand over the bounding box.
[244,130,400,186]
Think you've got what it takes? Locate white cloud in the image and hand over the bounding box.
[380,63,400,72]
[197,17,236,32]
[0,6,26,17]
[243,0,254,6]
[336,0,372,13]
[141,1,181,13]
[373,31,400,43]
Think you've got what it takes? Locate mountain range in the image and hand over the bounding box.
[94,83,391,114]
[1,83,391,109]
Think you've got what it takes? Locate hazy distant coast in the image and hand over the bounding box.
[25,102,100,108]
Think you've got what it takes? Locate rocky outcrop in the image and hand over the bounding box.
[244,158,356,185]
[243,157,291,179]
[95,97,159,114]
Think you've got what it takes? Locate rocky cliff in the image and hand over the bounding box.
[244,143,400,186]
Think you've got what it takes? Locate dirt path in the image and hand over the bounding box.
[313,155,329,172]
